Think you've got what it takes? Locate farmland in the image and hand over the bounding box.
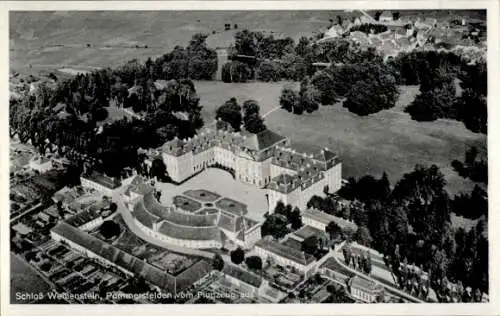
[10,10,485,72]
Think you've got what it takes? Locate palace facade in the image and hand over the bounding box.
[150,128,342,213]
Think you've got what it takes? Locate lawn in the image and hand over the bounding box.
[262,85,485,197]
[10,253,53,303]
[195,81,486,197]
[194,80,294,125]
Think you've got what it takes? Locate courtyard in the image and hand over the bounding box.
[156,168,269,222]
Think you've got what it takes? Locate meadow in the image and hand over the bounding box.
[195,81,486,197]
[10,253,52,303]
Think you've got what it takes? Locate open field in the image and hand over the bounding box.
[10,11,333,71]
[11,10,485,72]
[10,253,53,303]
[196,82,486,197]
[195,80,294,124]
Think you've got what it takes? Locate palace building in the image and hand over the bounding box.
[151,128,342,213]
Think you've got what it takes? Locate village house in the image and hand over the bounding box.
[80,171,121,197]
[348,275,384,303]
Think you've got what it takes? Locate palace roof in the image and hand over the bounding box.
[222,263,263,288]
[303,208,358,231]
[255,238,315,266]
[51,222,177,292]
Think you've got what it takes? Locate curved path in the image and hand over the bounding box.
[111,186,214,260]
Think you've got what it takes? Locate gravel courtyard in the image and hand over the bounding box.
[156,168,269,222]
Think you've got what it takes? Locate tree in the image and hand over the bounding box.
[245,256,263,271]
[186,33,218,80]
[311,70,337,105]
[234,29,258,57]
[342,242,352,265]
[261,213,289,239]
[99,220,121,239]
[326,221,342,240]
[343,64,399,116]
[221,61,252,83]
[243,100,267,133]
[465,146,478,166]
[150,157,168,181]
[91,107,109,122]
[230,247,245,264]
[280,86,299,112]
[212,253,224,271]
[109,202,118,212]
[354,225,373,247]
[256,61,281,82]
[299,77,321,113]
[216,98,242,131]
[290,206,303,230]
[301,236,319,255]
[405,73,457,121]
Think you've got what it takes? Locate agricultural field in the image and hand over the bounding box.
[10,11,333,71]
[10,10,485,72]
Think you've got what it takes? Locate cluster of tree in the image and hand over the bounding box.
[301,235,327,259]
[216,98,267,134]
[144,33,218,81]
[245,256,263,271]
[341,243,373,274]
[404,69,457,121]
[334,165,488,300]
[230,247,245,264]
[10,38,207,177]
[212,253,224,271]
[451,185,487,220]
[221,61,252,83]
[261,201,302,239]
[390,51,486,134]
[279,78,320,114]
[99,220,121,239]
[349,23,388,34]
[451,146,487,184]
[280,55,399,116]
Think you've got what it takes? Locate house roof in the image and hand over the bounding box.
[320,258,356,277]
[51,222,177,292]
[66,208,101,227]
[222,263,263,288]
[349,275,384,293]
[81,172,120,190]
[293,225,326,241]
[242,130,286,151]
[303,208,358,231]
[255,238,315,266]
